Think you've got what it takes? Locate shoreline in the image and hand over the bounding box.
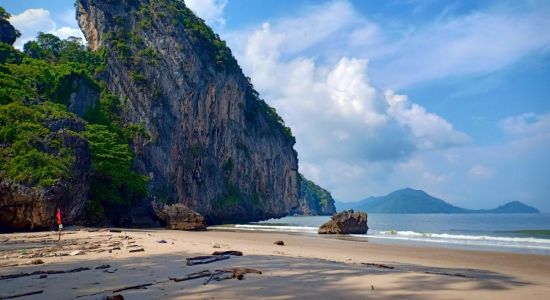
[1,228,550,299]
[210,224,550,256]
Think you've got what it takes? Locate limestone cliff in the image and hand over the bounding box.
[292,174,336,216]
[0,117,92,232]
[76,0,299,224]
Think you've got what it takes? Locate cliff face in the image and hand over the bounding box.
[292,174,336,216]
[0,118,91,232]
[77,0,299,223]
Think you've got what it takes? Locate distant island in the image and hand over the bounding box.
[336,188,540,214]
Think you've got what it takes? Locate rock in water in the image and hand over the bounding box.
[76,0,299,224]
[318,210,368,234]
[152,202,207,231]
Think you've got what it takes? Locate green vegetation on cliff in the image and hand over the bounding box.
[300,174,331,207]
[0,9,147,219]
[0,101,75,187]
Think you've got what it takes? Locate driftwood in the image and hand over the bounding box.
[112,283,152,293]
[212,250,243,256]
[103,269,117,274]
[224,267,262,280]
[169,270,211,282]
[207,267,263,283]
[128,248,144,253]
[186,255,229,266]
[424,271,471,278]
[95,264,111,270]
[0,266,92,280]
[362,263,395,270]
[203,271,223,285]
[0,290,43,299]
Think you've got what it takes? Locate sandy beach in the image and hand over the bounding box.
[1,228,549,299]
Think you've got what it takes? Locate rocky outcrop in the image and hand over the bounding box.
[292,174,336,216]
[0,19,18,45]
[318,210,368,234]
[77,0,299,224]
[55,73,100,117]
[0,122,92,232]
[152,202,207,231]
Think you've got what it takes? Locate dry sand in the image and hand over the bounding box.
[1,228,549,299]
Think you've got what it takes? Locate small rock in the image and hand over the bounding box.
[273,240,285,246]
[31,259,44,265]
[211,243,221,248]
[70,250,84,256]
[157,240,167,243]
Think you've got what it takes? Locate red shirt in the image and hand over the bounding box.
[56,209,62,225]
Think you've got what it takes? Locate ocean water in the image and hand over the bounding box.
[210,213,550,255]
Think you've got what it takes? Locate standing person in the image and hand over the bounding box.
[56,208,63,241]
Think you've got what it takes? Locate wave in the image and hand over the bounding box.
[362,230,550,250]
[209,224,319,233]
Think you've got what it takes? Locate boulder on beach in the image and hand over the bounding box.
[318,210,368,234]
[152,202,207,231]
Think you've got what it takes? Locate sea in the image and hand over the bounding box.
[210,213,550,255]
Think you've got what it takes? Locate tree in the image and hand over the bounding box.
[0,7,10,20]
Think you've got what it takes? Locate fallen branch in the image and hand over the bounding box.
[112,283,153,293]
[212,250,243,256]
[362,263,395,270]
[128,248,144,253]
[95,264,111,270]
[424,271,472,278]
[0,266,92,280]
[0,290,43,299]
[186,255,229,266]
[169,270,211,282]
[203,270,225,285]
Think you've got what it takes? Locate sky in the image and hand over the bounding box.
[1,0,549,211]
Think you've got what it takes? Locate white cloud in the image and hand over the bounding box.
[468,165,494,180]
[226,1,550,89]
[370,9,550,88]
[9,8,84,49]
[50,27,84,40]
[385,90,470,149]
[230,5,470,201]
[185,0,227,27]
[500,112,550,137]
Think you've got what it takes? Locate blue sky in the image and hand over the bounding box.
[1,0,549,211]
